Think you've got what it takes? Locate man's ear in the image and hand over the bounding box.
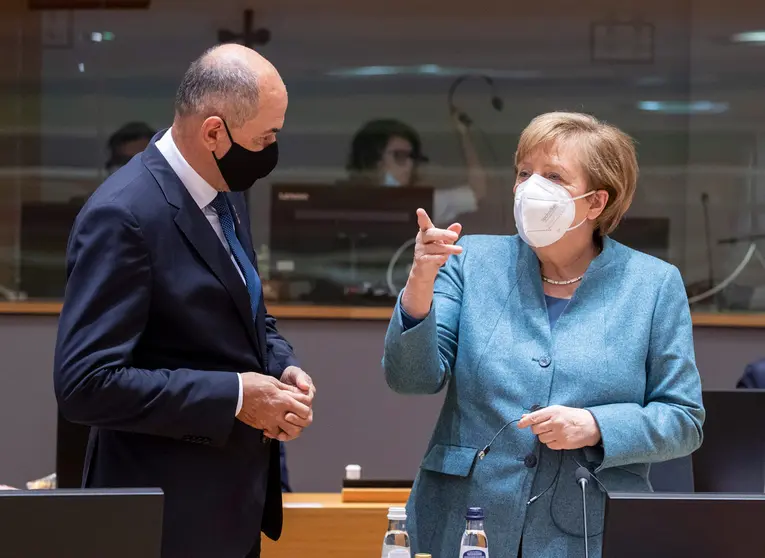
[201,116,228,153]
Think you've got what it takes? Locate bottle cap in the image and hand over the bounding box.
[466,506,485,520]
[387,506,407,520]
[344,464,361,480]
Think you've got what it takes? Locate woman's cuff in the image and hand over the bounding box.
[400,306,425,331]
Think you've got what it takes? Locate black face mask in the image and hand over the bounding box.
[213,119,279,192]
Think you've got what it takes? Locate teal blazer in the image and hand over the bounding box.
[382,235,705,558]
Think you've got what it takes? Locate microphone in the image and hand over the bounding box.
[574,459,609,493]
[478,418,520,459]
[476,408,565,510]
[575,466,591,558]
[447,74,504,127]
[478,406,543,459]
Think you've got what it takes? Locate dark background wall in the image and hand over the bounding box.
[0,314,761,490]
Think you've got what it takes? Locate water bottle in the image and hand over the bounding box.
[381,506,410,558]
[459,507,489,558]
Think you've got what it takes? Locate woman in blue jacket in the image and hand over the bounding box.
[382,111,705,558]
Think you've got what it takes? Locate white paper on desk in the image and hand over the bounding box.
[284,502,324,508]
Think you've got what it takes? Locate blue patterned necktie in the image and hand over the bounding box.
[210,193,261,319]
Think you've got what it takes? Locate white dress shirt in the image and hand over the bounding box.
[156,128,245,416]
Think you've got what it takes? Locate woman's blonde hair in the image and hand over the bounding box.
[515,111,638,236]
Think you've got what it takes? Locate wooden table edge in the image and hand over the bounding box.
[1,302,764,328]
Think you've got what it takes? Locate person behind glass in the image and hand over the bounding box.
[106,121,156,175]
[382,112,705,558]
[345,116,488,226]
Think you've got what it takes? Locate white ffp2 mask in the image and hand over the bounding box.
[513,174,594,248]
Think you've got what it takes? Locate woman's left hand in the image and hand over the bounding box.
[517,405,602,450]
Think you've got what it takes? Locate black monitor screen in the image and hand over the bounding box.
[603,492,765,558]
[692,389,765,493]
[0,488,164,558]
[269,184,433,305]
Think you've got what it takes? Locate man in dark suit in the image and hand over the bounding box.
[54,44,315,558]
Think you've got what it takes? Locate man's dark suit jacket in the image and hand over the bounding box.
[53,133,298,558]
[738,358,765,389]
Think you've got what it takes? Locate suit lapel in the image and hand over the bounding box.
[142,136,259,351]
[558,236,618,331]
[516,239,553,338]
[174,205,258,344]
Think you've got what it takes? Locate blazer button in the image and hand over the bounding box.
[538,356,551,368]
[524,454,538,468]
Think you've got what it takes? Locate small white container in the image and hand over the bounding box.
[345,464,362,480]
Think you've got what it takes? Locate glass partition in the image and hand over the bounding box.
[2,0,765,315]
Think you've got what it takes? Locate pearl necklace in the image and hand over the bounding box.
[542,274,583,285]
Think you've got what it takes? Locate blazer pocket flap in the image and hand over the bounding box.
[421,444,479,477]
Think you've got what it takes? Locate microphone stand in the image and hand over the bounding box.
[700,193,718,308]
[575,467,591,558]
[580,478,589,558]
[690,147,765,307]
[688,236,765,305]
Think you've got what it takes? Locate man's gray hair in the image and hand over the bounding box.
[174,46,259,128]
